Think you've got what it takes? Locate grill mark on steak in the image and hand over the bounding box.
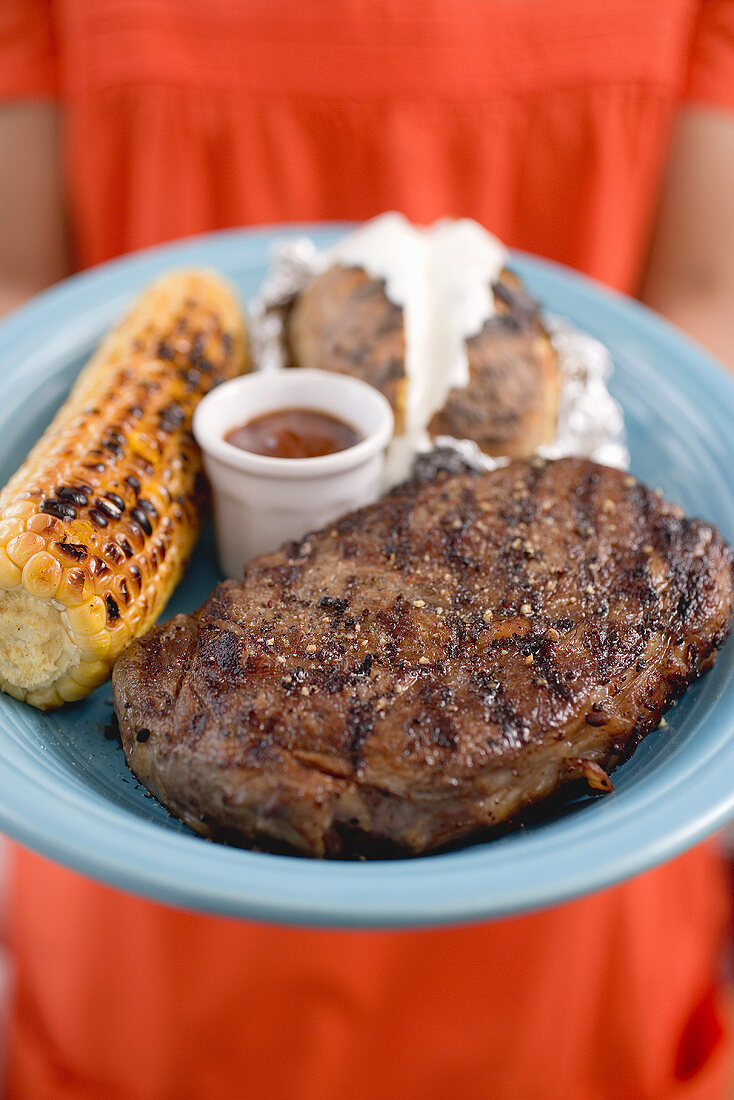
[200,625,247,685]
[346,700,376,769]
[469,669,529,751]
[493,460,546,615]
[113,458,734,857]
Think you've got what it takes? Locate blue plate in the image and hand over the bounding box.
[0,225,732,929]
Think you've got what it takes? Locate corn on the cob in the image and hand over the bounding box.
[0,269,247,708]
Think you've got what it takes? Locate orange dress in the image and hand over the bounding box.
[2,3,734,1098]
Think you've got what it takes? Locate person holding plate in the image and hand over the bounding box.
[0,2,733,1098]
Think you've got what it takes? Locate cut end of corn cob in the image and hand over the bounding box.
[0,268,248,709]
[0,590,79,702]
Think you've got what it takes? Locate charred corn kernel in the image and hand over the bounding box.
[56,567,90,607]
[22,552,62,600]
[7,532,45,567]
[110,573,133,609]
[0,269,247,708]
[143,487,168,515]
[0,550,21,588]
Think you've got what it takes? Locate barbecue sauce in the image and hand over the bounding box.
[225,408,362,460]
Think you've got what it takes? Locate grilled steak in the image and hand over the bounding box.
[113,458,734,857]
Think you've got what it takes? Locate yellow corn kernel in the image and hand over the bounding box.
[0,549,21,588]
[0,518,24,544]
[128,430,161,465]
[70,658,109,688]
[28,685,64,708]
[21,551,63,600]
[7,532,45,568]
[26,512,63,536]
[66,518,96,548]
[107,619,131,653]
[4,501,37,521]
[77,630,112,662]
[64,596,107,637]
[55,675,92,703]
[0,678,26,702]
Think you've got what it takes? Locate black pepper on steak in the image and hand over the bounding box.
[112,458,734,858]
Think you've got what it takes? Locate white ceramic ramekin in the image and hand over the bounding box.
[193,369,394,578]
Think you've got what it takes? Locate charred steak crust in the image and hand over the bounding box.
[113,458,734,857]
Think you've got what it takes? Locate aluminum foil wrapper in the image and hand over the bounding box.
[250,237,629,485]
[250,238,325,373]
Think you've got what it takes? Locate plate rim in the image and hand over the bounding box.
[0,224,732,928]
